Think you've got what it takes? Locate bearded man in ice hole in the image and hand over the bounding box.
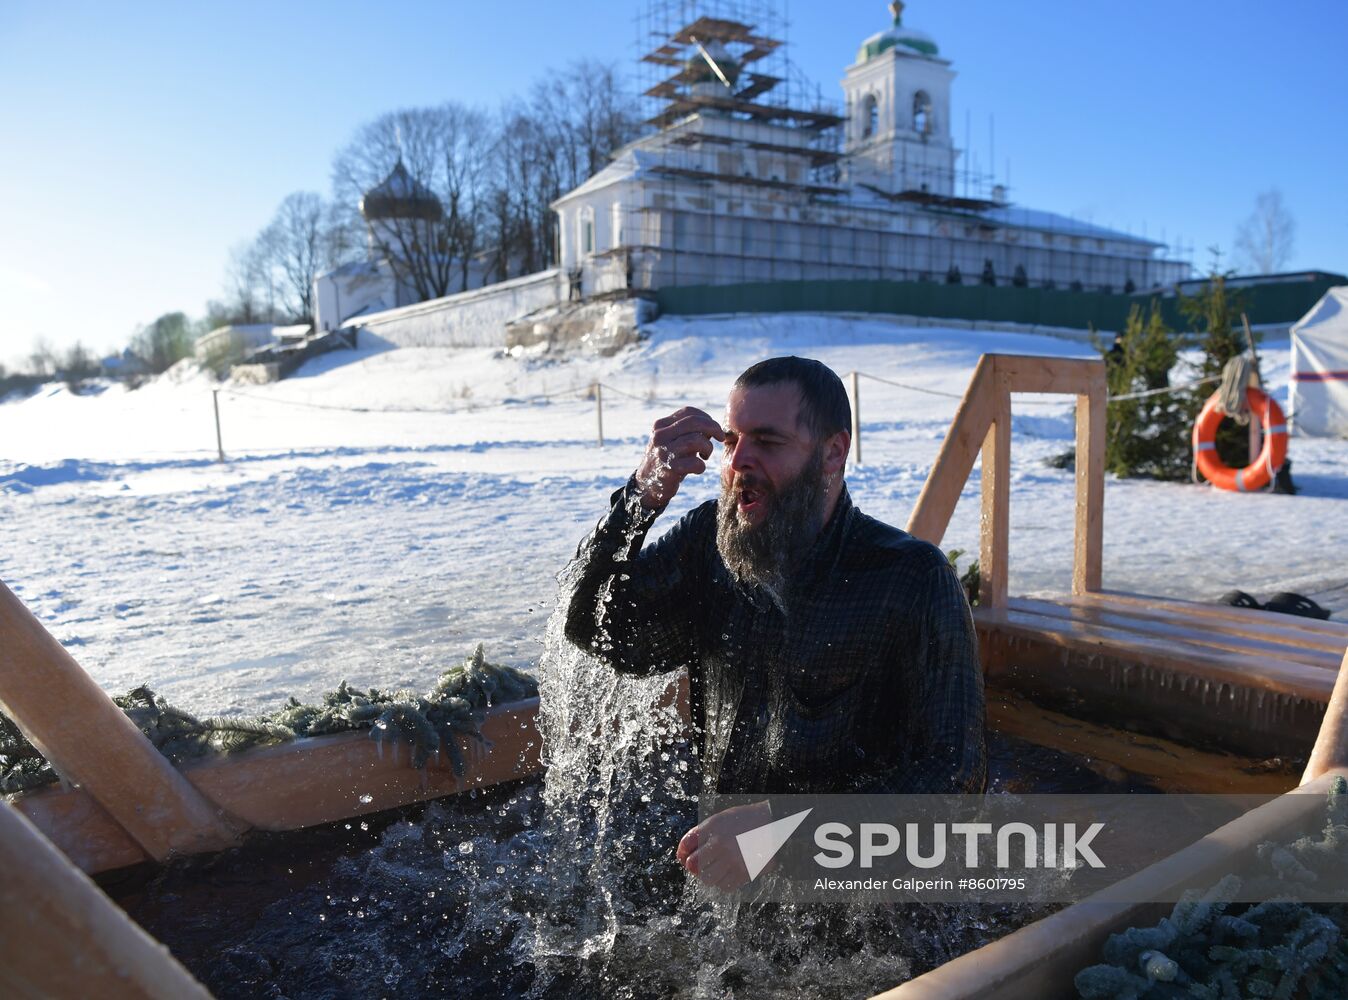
[564,357,986,892]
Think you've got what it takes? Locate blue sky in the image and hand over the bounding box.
[1,0,1344,367]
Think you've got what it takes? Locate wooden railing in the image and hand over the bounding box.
[905,353,1108,609]
[1304,648,1348,784]
[0,579,243,861]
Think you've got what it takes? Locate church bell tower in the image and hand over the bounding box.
[840,2,958,197]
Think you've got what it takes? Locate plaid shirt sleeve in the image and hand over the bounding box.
[562,477,710,677]
[847,560,987,795]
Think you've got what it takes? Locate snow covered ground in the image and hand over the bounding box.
[2,314,1344,716]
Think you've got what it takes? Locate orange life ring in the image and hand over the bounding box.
[1192,385,1288,492]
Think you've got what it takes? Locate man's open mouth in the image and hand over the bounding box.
[738,485,767,515]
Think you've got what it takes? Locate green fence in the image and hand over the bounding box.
[654,274,1344,334]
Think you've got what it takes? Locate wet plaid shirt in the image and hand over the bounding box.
[563,478,986,796]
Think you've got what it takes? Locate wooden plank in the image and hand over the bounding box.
[988,690,1299,795]
[1073,374,1106,594]
[993,354,1106,396]
[1006,598,1343,669]
[906,355,998,545]
[1068,593,1348,655]
[0,579,240,862]
[1304,650,1348,784]
[9,780,149,875]
[0,800,212,1000]
[979,392,1011,609]
[976,607,1337,702]
[185,697,542,831]
[11,674,689,878]
[1089,589,1348,638]
[14,697,544,873]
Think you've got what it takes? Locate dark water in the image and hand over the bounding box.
[113,728,1140,1000]
[114,590,1174,1000]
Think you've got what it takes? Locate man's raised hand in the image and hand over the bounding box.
[634,406,726,510]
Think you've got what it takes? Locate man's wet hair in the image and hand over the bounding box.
[734,356,851,441]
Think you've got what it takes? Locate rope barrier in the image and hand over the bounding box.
[853,371,965,400]
[222,369,1214,416]
[1108,374,1220,404]
[211,365,1231,467]
[221,382,602,415]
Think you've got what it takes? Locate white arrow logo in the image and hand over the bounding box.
[735,808,813,880]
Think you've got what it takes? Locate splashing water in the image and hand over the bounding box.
[117,571,1106,999]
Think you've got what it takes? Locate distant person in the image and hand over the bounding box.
[563,356,986,892]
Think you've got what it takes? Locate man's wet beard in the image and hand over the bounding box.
[716,445,828,610]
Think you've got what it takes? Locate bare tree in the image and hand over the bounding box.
[1234,189,1296,274]
[215,240,277,326]
[60,342,100,381]
[27,337,56,377]
[332,102,492,302]
[483,61,640,279]
[509,60,647,276]
[255,192,356,323]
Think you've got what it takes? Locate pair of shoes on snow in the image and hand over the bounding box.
[1218,590,1331,620]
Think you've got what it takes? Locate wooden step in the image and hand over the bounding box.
[975,606,1337,703]
[1066,593,1348,655]
[1083,590,1348,640]
[1005,597,1343,669]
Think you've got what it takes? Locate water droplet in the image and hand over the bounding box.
[359,793,373,804]
[458,841,473,855]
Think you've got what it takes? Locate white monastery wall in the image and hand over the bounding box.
[350,269,563,349]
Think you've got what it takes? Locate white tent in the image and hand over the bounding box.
[1289,286,1348,438]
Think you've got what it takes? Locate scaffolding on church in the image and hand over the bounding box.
[570,0,1192,297]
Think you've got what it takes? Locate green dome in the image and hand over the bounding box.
[858,2,939,61]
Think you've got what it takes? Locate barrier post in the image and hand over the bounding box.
[850,370,862,466]
[595,382,604,448]
[212,389,225,462]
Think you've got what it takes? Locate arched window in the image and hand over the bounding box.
[861,94,879,139]
[913,91,932,134]
[580,207,594,255]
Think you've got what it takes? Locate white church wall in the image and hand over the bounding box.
[619,198,1186,292]
[350,269,563,349]
[314,265,396,332]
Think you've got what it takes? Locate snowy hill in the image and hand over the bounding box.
[1,314,1344,715]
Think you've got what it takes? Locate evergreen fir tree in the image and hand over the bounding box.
[1098,300,1190,479]
[1179,274,1252,469]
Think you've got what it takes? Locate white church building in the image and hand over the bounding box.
[554,1,1189,299]
[317,2,1190,347]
